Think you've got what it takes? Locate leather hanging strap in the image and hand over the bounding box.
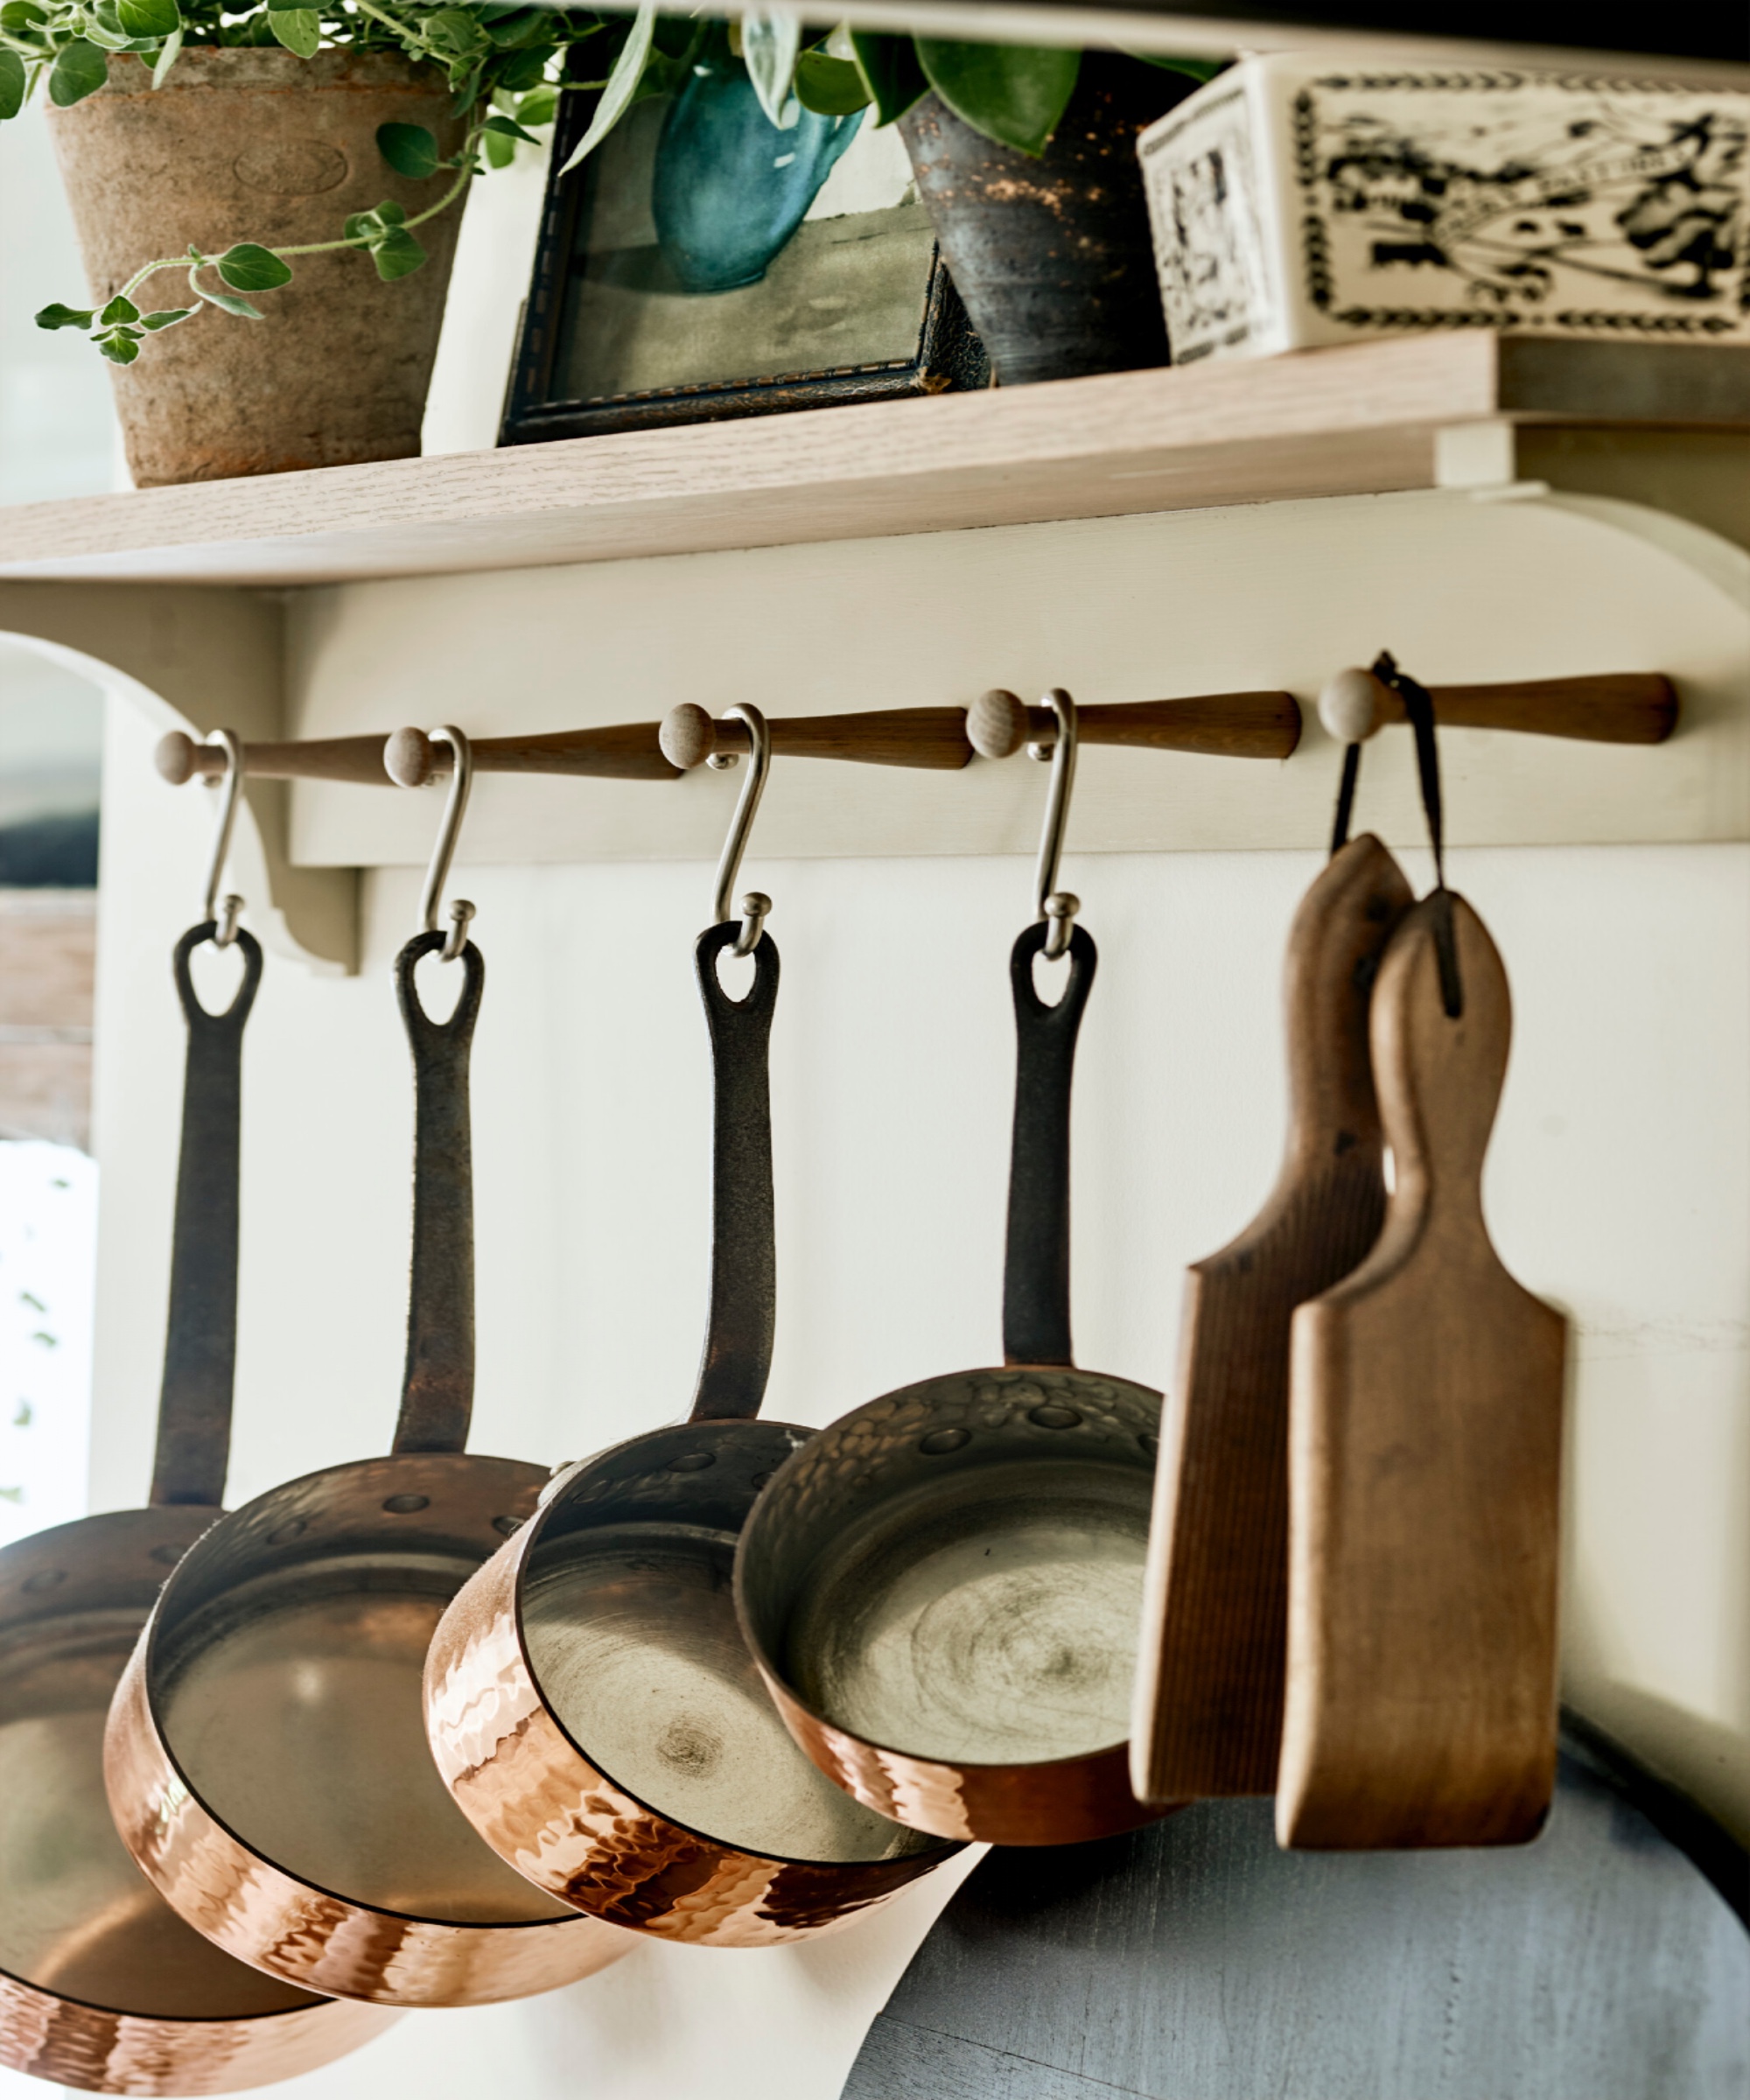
[1372,652,1464,1018]
[150,921,263,1508]
[391,929,484,1454]
[688,921,779,1423]
[1002,919,1096,1368]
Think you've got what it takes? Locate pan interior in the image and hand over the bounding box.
[0,1610,318,2017]
[158,1554,575,1924]
[785,1458,1154,1767]
[523,1522,929,1864]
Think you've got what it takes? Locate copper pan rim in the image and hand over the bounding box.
[425,1421,957,1946]
[104,1455,632,2006]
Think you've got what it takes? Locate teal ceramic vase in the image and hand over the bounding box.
[652,42,864,294]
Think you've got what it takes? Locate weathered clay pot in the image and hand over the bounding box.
[47,47,466,485]
[898,55,1200,386]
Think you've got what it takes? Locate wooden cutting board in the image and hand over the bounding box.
[1131,833,1413,1802]
[1278,890,1567,1849]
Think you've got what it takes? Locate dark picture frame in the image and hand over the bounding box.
[500,60,989,445]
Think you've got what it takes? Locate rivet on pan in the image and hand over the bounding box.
[22,1568,65,1592]
[667,1452,715,1474]
[492,1515,522,1536]
[268,1518,307,1544]
[149,1543,186,1566]
[750,1472,773,1491]
[383,1494,430,1514]
[919,1428,970,1455]
[1138,1432,1159,1460]
[1029,1404,1082,1430]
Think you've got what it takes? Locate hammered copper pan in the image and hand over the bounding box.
[104,900,626,2007]
[0,920,391,2092]
[425,714,955,1944]
[735,698,1171,1847]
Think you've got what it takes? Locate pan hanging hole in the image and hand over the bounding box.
[919,1427,970,1455]
[750,1471,773,1491]
[1030,945,1074,1008]
[667,1452,716,1474]
[382,1493,430,1514]
[1028,1403,1082,1429]
[492,1514,522,1536]
[410,946,467,1022]
[713,944,758,1004]
[1138,1432,1158,1460]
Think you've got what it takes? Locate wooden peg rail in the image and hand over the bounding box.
[152,666,1678,806]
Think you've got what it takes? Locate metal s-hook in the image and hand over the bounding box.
[1028,689,1082,960]
[416,725,477,962]
[199,730,246,948]
[710,704,774,956]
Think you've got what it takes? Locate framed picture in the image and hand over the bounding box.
[500,45,989,444]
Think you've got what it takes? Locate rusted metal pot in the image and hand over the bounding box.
[104,922,628,2007]
[46,48,466,486]
[426,726,956,1942]
[896,54,1199,386]
[737,702,1172,1851]
[0,920,392,2093]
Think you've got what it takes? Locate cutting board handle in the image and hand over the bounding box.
[1371,892,1510,1225]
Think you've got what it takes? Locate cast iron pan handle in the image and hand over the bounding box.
[150,920,264,1508]
[688,920,779,1423]
[391,928,485,1455]
[1003,919,1096,1369]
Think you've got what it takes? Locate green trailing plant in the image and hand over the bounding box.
[3,0,1218,364]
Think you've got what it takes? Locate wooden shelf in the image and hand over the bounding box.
[3,337,1747,589]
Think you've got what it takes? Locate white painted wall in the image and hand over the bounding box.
[82,672,1749,2098]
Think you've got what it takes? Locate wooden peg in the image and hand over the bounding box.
[1278,894,1565,1851]
[156,730,398,786]
[1316,668,1677,746]
[384,724,679,785]
[658,704,974,771]
[968,690,1303,762]
[1131,833,1415,1805]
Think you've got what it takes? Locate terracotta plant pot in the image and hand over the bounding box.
[46,47,466,486]
[897,55,1200,387]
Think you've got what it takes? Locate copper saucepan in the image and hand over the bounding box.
[102,733,626,2007]
[2,774,391,2092]
[424,708,956,1944]
[735,694,1171,1846]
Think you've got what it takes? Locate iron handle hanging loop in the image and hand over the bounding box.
[416,725,477,962]
[710,703,774,954]
[1029,689,1082,960]
[198,729,246,949]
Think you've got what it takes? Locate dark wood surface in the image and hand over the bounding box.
[1278,895,1566,1848]
[1132,836,1412,1802]
[844,1724,1750,2100]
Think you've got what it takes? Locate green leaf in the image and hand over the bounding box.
[480,124,514,167]
[216,242,291,290]
[1122,52,1223,80]
[915,39,1078,156]
[268,7,318,58]
[98,291,139,324]
[556,0,652,174]
[514,82,556,127]
[150,27,181,86]
[115,0,178,36]
[139,305,192,328]
[424,8,484,56]
[794,50,870,117]
[197,285,264,318]
[0,49,24,120]
[48,38,108,105]
[370,224,426,279]
[96,327,141,363]
[849,32,927,127]
[741,4,800,130]
[481,110,536,144]
[494,40,550,90]
[35,302,95,330]
[342,210,377,242]
[0,3,47,32]
[377,119,439,178]
[374,198,406,224]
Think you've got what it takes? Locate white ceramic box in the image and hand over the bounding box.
[1138,56,1750,363]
